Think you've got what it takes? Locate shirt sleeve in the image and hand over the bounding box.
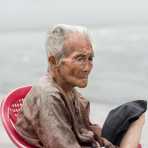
[78,94,102,137]
[35,92,81,148]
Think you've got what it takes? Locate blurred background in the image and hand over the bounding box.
[0,0,148,147]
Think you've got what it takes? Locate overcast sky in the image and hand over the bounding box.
[0,0,148,31]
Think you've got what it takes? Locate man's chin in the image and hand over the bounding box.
[77,81,88,88]
[78,84,87,88]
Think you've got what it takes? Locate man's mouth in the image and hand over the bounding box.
[79,75,88,79]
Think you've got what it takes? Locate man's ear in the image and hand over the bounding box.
[48,56,57,67]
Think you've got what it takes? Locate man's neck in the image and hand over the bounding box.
[50,70,73,93]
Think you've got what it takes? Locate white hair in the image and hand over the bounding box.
[45,24,90,62]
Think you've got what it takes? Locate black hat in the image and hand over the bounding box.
[101,100,147,146]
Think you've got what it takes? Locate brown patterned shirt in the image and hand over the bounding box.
[16,74,117,148]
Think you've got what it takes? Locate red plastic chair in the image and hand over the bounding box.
[0,85,142,148]
[0,85,36,148]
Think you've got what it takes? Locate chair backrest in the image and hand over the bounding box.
[0,85,35,148]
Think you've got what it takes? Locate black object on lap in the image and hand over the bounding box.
[101,100,147,146]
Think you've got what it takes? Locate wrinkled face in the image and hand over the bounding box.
[58,32,94,88]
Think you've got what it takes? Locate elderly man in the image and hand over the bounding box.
[16,24,145,148]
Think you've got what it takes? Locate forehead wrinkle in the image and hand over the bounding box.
[71,49,94,58]
[64,48,94,59]
[63,32,93,57]
[76,48,94,56]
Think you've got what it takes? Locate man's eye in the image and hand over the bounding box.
[89,57,93,61]
[77,57,85,61]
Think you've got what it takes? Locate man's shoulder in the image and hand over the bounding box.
[22,83,62,111]
[29,85,60,103]
[33,74,60,95]
[23,75,61,103]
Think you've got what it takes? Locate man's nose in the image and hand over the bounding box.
[83,61,92,73]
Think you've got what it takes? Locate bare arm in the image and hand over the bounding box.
[120,114,145,148]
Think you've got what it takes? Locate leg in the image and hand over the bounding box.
[120,114,145,148]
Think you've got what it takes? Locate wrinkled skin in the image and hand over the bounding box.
[50,32,94,92]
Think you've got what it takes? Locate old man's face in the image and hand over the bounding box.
[58,32,94,88]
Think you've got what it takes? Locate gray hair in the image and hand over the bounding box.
[45,24,90,62]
